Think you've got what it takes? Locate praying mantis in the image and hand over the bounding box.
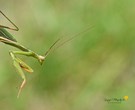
[0,10,92,98]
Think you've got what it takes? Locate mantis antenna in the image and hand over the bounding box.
[44,25,93,58]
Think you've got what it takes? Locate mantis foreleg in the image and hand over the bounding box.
[9,51,33,98]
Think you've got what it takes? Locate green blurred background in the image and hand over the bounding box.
[0,0,135,109]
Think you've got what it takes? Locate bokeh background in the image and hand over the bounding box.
[0,0,135,110]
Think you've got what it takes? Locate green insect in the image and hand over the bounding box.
[0,11,92,98]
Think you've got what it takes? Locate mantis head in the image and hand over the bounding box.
[37,55,45,65]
